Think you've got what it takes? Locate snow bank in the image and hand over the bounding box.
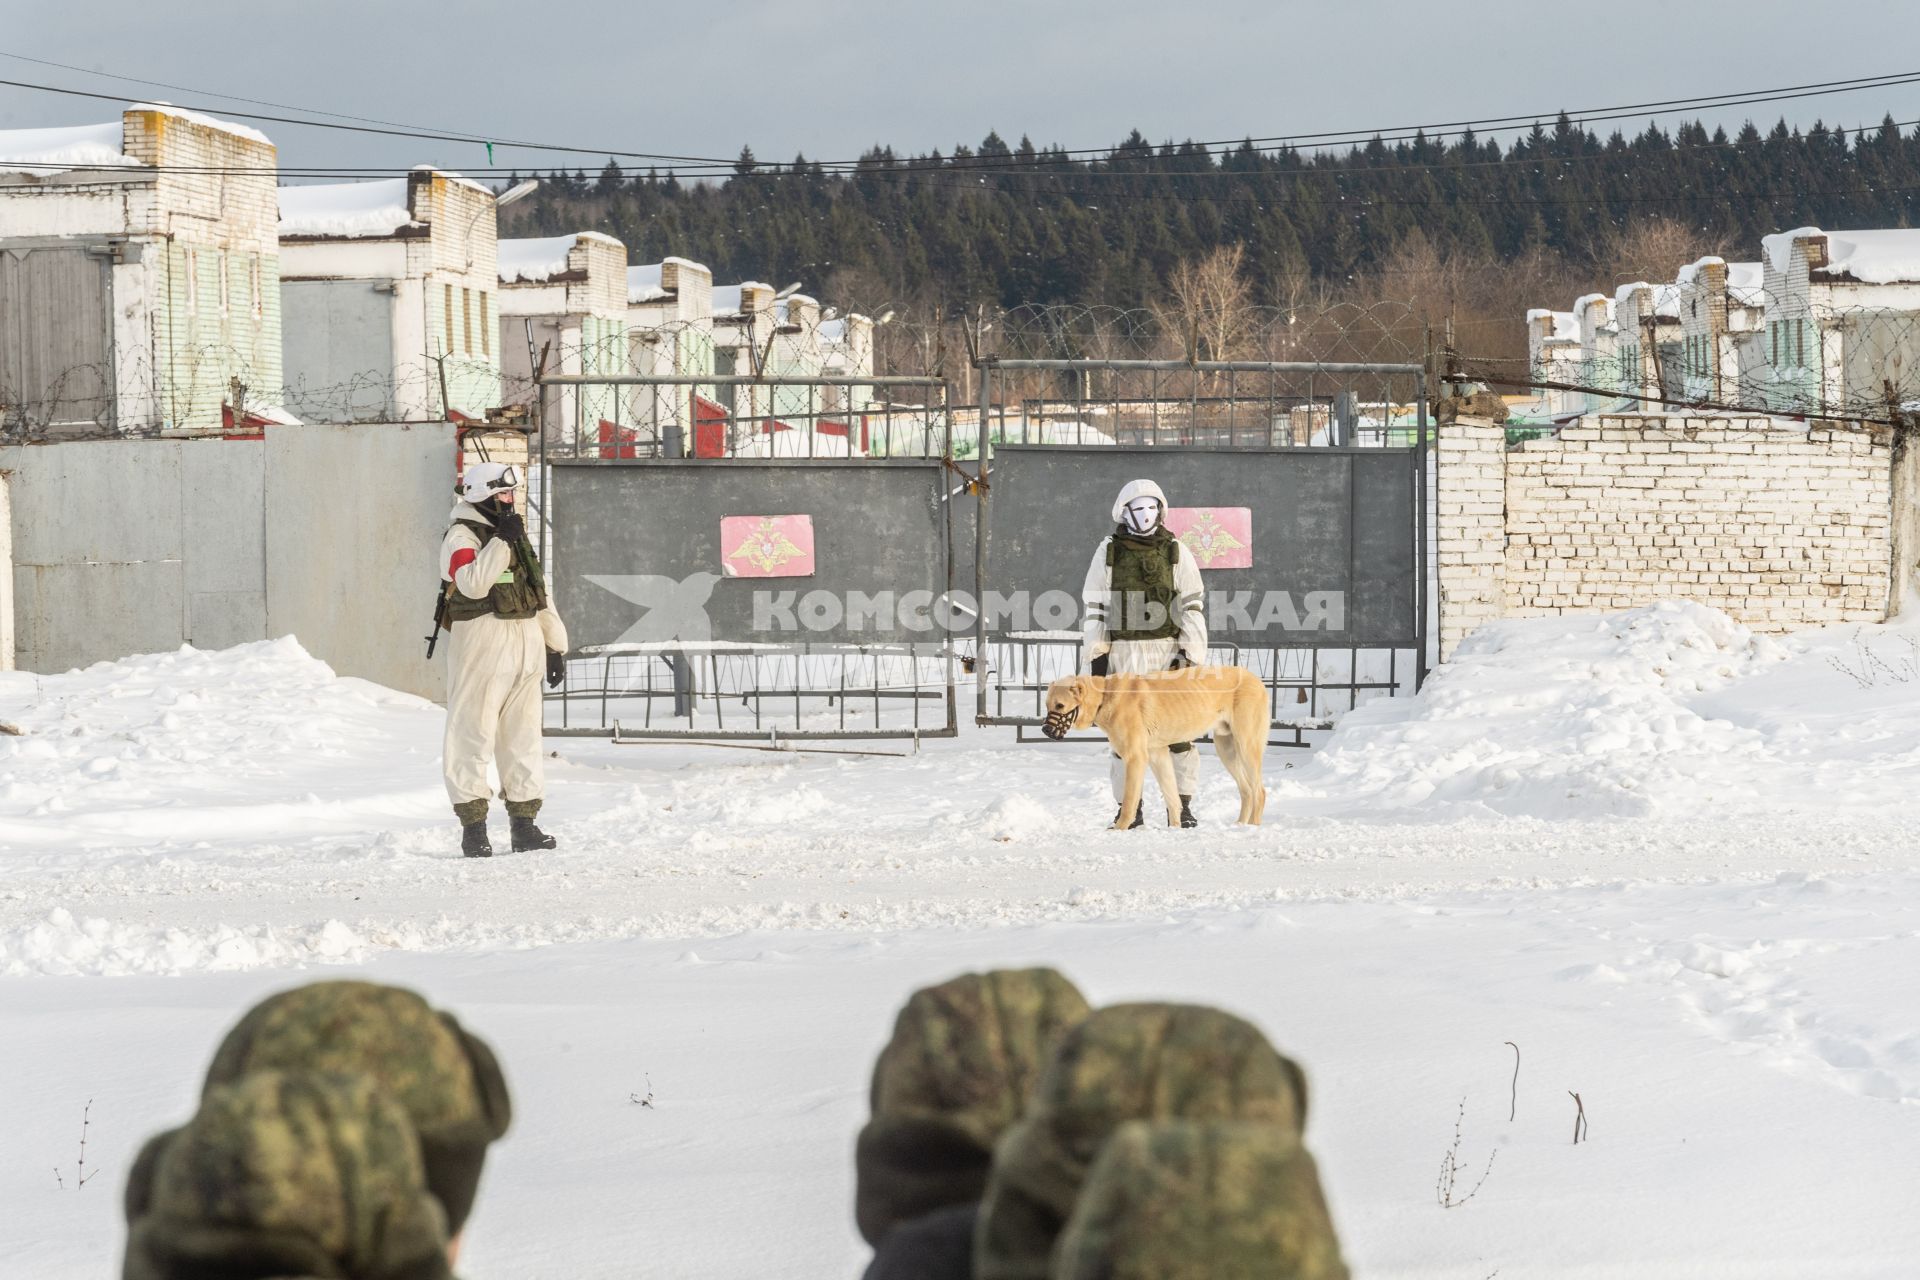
[0,638,437,849]
[279,178,417,238]
[0,121,136,174]
[0,909,372,977]
[1277,602,1806,818]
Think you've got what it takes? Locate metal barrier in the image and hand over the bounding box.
[970,358,1431,739]
[533,372,960,742]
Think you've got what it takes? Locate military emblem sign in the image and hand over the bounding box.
[720,514,816,577]
[1164,507,1253,569]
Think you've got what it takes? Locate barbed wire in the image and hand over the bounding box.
[14,292,1920,440]
[1491,286,1920,427]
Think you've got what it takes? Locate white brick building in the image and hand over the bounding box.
[277,168,502,422]
[1675,257,1765,405]
[496,230,628,444]
[0,105,282,435]
[1612,281,1683,403]
[624,256,715,453]
[1758,227,1920,416]
[1525,308,1582,419]
[1573,292,1622,411]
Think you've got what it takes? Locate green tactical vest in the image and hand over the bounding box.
[443,518,547,625]
[1106,526,1183,640]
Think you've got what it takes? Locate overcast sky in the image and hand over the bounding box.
[6,0,1920,178]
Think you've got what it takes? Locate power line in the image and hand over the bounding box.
[3,63,1919,180]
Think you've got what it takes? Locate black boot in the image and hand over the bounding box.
[1178,795,1199,829]
[461,822,493,858]
[1111,805,1146,830]
[511,816,557,852]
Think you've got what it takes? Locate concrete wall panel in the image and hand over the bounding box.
[265,421,457,701]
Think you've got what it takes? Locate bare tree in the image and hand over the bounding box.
[1156,244,1258,380]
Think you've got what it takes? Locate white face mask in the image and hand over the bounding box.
[1123,498,1163,535]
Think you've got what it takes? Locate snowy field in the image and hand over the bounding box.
[5,601,1920,1277]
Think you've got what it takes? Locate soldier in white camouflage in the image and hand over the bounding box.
[1081,479,1209,828]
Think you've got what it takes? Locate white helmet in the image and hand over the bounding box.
[458,461,520,505]
[1112,478,1168,534]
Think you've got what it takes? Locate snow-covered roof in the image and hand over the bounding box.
[1615,281,1682,320]
[627,264,667,303]
[1726,261,1765,306]
[1763,227,1920,285]
[1,104,271,178]
[1761,227,1822,276]
[499,234,582,284]
[818,318,847,343]
[409,164,491,196]
[713,281,772,313]
[1677,256,1767,307]
[1573,292,1614,320]
[1526,308,1579,341]
[279,178,417,238]
[128,102,273,147]
[771,294,817,322]
[0,120,138,175]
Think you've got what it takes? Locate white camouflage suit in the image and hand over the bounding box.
[1080,479,1209,804]
[440,498,568,819]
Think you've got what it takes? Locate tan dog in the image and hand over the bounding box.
[1042,666,1269,829]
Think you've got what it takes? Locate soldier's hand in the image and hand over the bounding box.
[492,510,527,543]
[546,649,566,689]
[1169,652,1194,670]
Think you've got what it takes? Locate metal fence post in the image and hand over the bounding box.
[975,359,992,726]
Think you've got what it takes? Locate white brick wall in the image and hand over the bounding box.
[1436,414,1897,660]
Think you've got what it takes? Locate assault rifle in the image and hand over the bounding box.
[425,583,452,659]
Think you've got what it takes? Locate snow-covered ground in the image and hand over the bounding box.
[5,603,1920,1277]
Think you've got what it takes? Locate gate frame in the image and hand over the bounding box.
[970,357,1432,733]
[532,370,964,742]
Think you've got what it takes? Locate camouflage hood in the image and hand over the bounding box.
[974,1002,1309,1280]
[202,981,511,1233]
[122,1070,454,1280]
[855,967,1090,1245]
[1055,1121,1347,1280]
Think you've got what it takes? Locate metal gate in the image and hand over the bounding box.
[535,372,961,741]
[970,358,1430,744]
[0,243,114,432]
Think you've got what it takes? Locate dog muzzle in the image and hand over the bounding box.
[1041,709,1075,740]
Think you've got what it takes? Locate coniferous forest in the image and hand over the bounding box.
[502,114,1920,363]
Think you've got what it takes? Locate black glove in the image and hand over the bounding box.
[546,649,566,689]
[1089,654,1110,677]
[492,509,527,543]
[1169,652,1194,670]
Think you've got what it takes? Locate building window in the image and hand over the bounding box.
[185,249,199,317]
[249,258,263,321]
[462,287,473,355]
[443,283,455,356]
[218,252,230,317]
[481,293,491,357]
